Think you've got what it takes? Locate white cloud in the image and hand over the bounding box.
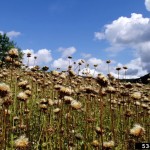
[23,49,53,67]
[0,30,21,38]
[7,31,21,38]
[95,13,150,46]
[145,0,150,11]
[51,58,69,70]
[87,57,103,65]
[58,46,76,58]
[95,13,150,75]
[94,32,105,40]
[81,53,92,59]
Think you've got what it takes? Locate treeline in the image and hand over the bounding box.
[121,73,150,84]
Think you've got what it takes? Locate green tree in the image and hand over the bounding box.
[0,33,23,63]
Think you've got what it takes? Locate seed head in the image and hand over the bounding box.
[14,135,29,148]
[17,92,28,101]
[106,86,116,94]
[97,74,109,87]
[0,83,11,97]
[103,140,115,148]
[106,60,111,64]
[71,100,82,109]
[27,52,31,57]
[53,108,61,113]
[130,124,145,137]
[131,92,141,100]
[91,140,100,147]
[8,48,19,58]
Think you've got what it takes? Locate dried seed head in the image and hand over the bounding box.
[71,100,82,109]
[123,66,128,70]
[39,104,47,110]
[106,60,111,64]
[14,135,29,148]
[64,96,74,104]
[95,127,104,135]
[97,74,109,87]
[131,92,142,100]
[17,92,28,101]
[75,133,83,140]
[116,67,121,71]
[135,101,141,106]
[5,56,13,62]
[103,140,115,148]
[53,108,61,113]
[42,66,49,71]
[68,70,76,77]
[0,83,11,98]
[48,99,54,106]
[8,48,19,58]
[18,80,28,89]
[52,70,59,76]
[130,124,145,137]
[106,86,116,94]
[91,140,100,147]
[24,90,32,96]
[60,86,74,95]
[27,52,31,57]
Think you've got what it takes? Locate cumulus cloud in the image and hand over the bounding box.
[51,58,69,70]
[7,31,21,38]
[58,46,76,58]
[23,49,53,67]
[81,53,92,59]
[95,13,150,46]
[0,30,21,38]
[95,13,150,75]
[145,0,150,11]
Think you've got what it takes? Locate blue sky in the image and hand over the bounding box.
[0,0,150,78]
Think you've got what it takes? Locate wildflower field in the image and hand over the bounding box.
[0,48,150,150]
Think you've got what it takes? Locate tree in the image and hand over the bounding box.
[0,33,23,63]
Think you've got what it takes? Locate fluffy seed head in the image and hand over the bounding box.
[14,135,29,148]
[103,140,115,148]
[131,92,142,100]
[71,100,82,109]
[17,92,28,101]
[97,74,109,87]
[130,124,145,137]
[0,83,11,97]
[8,48,19,58]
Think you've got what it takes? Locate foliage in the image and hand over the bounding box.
[0,33,23,63]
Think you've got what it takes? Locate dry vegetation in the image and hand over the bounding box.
[0,49,150,150]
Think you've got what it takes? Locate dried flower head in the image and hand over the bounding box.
[97,74,109,87]
[60,86,74,96]
[106,60,111,64]
[17,92,28,101]
[0,83,11,97]
[52,70,59,76]
[71,100,82,109]
[131,92,142,100]
[27,52,31,57]
[68,70,76,76]
[103,140,115,148]
[91,140,100,147]
[18,80,28,89]
[8,48,19,58]
[53,108,61,113]
[106,86,116,94]
[5,56,13,62]
[14,135,29,148]
[130,124,145,137]
[116,67,121,71]
[123,66,128,70]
